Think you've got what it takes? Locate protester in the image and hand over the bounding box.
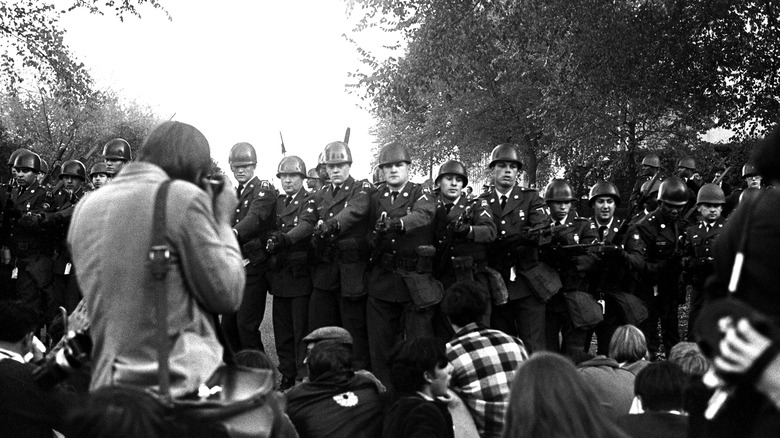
[668,342,710,438]
[68,121,245,396]
[442,281,528,438]
[577,349,636,420]
[383,338,454,438]
[503,352,628,438]
[285,340,384,438]
[65,386,170,438]
[616,362,688,438]
[609,325,650,376]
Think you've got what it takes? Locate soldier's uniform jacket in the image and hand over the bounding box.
[683,217,726,285]
[45,185,87,274]
[233,176,277,268]
[587,217,645,295]
[0,180,14,246]
[368,182,436,301]
[298,176,372,292]
[433,193,496,264]
[539,212,598,292]
[478,186,548,299]
[624,208,685,281]
[268,188,314,298]
[8,180,52,258]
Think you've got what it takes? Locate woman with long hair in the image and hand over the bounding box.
[502,352,629,438]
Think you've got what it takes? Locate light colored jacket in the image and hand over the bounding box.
[68,162,244,396]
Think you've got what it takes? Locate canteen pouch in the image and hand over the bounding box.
[416,245,437,273]
[482,266,509,305]
[564,291,604,329]
[610,291,649,325]
[399,271,444,310]
[519,262,562,303]
[337,239,367,298]
[451,256,475,283]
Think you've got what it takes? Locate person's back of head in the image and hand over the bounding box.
[634,361,686,412]
[0,300,39,344]
[307,340,353,381]
[388,337,448,395]
[668,342,709,377]
[65,386,169,438]
[608,325,648,364]
[503,352,627,438]
[137,121,212,184]
[441,281,488,328]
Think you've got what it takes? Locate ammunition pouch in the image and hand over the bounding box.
[609,291,649,325]
[518,262,562,303]
[399,271,444,311]
[480,266,509,305]
[563,291,604,329]
[415,245,436,273]
[451,256,474,283]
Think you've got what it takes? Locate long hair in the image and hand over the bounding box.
[502,352,628,438]
[137,121,211,184]
[608,324,648,363]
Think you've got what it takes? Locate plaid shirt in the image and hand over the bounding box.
[447,322,528,438]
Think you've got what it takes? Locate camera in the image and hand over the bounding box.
[203,175,225,196]
[33,330,92,389]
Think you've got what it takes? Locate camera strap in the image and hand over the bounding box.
[727,189,763,295]
[150,180,172,401]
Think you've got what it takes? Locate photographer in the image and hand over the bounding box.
[67,121,245,396]
[0,300,78,437]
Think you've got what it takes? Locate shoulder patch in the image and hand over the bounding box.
[260,180,271,190]
[362,181,372,190]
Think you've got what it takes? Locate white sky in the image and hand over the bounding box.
[59,0,388,183]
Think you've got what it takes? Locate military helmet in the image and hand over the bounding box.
[323,141,352,165]
[696,183,726,205]
[102,138,132,161]
[742,163,759,178]
[641,153,661,168]
[228,142,257,166]
[59,160,87,181]
[588,181,621,206]
[377,141,411,166]
[276,155,307,178]
[306,168,321,180]
[435,160,468,186]
[13,151,42,172]
[40,159,49,175]
[372,166,385,185]
[641,178,662,194]
[8,149,31,167]
[677,157,696,171]
[543,179,576,202]
[90,163,110,177]
[657,176,689,206]
[488,143,522,169]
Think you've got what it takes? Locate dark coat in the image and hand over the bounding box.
[382,395,454,438]
[268,188,313,298]
[616,412,688,438]
[232,176,277,269]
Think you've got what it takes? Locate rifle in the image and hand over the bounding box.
[343,127,351,145]
[280,131,286,156]
[369,212,388,266]
[436,203,473,272]
[41,145,68,187]
[712,166,731,185]
[615,170,661,245]
[77,142,102,164]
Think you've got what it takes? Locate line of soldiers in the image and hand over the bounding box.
[0,140,131,340]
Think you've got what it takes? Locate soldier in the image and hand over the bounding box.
[315,152,329,184]
[43,160,89,314]
[36,159,49,187]
[266,156,315,390]
[478,144,548,352]
[372,166,385,187]
[540,179,598,356]
[724,163,762,216]
[366,141,437,387]
[629,178,662,226]
[7,151,54,323]
[629,153,661,208]
[90,163,112,190]
[432,160,496,330]
[222,142,276,352]
[676,157,700,221]
[682,183,726,337]
[625,177,689,359]
[298,141,372,371]
[101,138,133,177]
[305,168,323,192]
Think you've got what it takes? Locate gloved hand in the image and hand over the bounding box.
[266,232,291,254]
[315,220,339,238]
[599,244,626,260]
[18,213,41,227]
[387,218,404,233]
[449,222,470,238]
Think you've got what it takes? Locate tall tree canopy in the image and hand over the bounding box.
[348,0,780,188]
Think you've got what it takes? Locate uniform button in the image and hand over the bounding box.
[329,213,334,217]
[391,239,396,243]
[501,230,506,235]
[501,220,506,224]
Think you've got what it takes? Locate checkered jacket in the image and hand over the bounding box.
[447,323,528,438]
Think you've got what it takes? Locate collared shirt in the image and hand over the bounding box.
[447,322,528,438]
[0,347,24,363]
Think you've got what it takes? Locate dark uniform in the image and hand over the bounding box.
[624,209,685,357]
[479,186,548,352]
[367,181,436,386]
[45,185,87,314]
[542,212,598,356]
[432,192,496,333]
[268,187,314,382]
[223,176,276,352]
[299,176,373,370]
[683,217,726,336]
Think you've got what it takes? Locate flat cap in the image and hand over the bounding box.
[302,326,353,345]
